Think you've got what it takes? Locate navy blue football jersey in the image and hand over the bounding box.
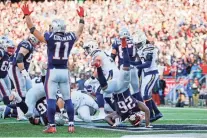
[44,32,76,69]
[113,89,140,121]
[13,40,34,71]
[0,48,9,78]
[112,37,136,67]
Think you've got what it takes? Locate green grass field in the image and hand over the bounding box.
[0,107,207,137]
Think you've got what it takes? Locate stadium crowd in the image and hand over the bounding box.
[1,0,207,78]
[1,0,207,105]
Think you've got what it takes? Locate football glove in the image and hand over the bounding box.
[21,4,33,16]
[77,6,84,17]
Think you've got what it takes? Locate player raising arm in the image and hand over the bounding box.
[21,4,84,44]
[21,3,84,133]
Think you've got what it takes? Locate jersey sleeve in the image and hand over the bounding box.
[0,49,4,58]
[44,32,52,42]
[112,39,120,50]
[19,41,32,51]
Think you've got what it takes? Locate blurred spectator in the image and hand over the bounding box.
[175,88,186,108]
[152,80,160,105]
[1,0,207,78]
[186,79,193,107]
[192,78,200,107]
[199,83,207,106]
[158,75,166,105]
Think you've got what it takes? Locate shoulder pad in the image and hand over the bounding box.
[20,40,32,50]
[90,49,101,57]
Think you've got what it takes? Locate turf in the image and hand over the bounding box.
[0,107,207,137]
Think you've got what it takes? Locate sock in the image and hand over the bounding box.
[151,99,160,115]
[145,100,154,118]
[97,67,107,88]
[104,97,116,111]
[99,108,105,114]
[96,93,104,108]
[122,48,130,68]
[8,104,16,109]
[11,108,17,115]
[3,96,10,105]
[65,99,74,122]
[10,113,17,118]
[47,99,56,124]
[16,101,28,114]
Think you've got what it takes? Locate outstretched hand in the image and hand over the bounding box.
[76,6,84,17]
[21,4,33,16]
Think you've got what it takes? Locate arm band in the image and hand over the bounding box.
[111,53,116,61]
[30,27,36,34]
[16,53,24,63]
[79,19,85,24]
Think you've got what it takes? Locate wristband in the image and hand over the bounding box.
[30,27,36,34]
[23,14,28,19]
[79,19,85,24]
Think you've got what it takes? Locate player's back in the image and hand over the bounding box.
[44,32,76,69]
[0,48,9,78]
[112,37,136,66]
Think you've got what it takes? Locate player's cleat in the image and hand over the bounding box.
[154,113,163,121]
[2,106,11,119]
[149,115,157,122]
[68,122,75,133]
[43,125,57,133]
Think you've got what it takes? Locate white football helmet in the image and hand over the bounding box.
[83,40,99,55]
[28,35,39,47]
[49,19,66,33]
[55,113,65,126]
[133,30,147,49]
[119,27,130,38]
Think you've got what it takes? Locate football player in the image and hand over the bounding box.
[132,30,163,122]
[84,77,112,118]
[25,76,46,118]
[0,37,13,105]
[8,34,39,118]
[21,3,84,133]
[71,89,99,122]
[111,28,143,102]
[90,35,151,128]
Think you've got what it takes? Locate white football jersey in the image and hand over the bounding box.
[91,49,119,77]
[71,90,98,111]
[137,44,158,73]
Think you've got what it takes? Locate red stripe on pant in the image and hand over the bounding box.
[12,66,22,97]
[0,81,7,96]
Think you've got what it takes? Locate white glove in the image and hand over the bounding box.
[21,69,30,78]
